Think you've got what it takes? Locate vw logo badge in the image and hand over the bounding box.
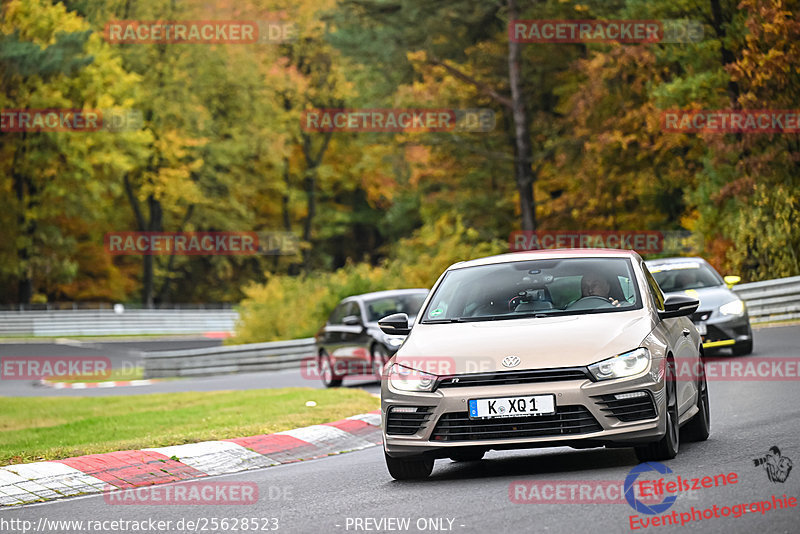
[502,355,521,368]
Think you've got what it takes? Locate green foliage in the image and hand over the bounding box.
[1,0,797,306]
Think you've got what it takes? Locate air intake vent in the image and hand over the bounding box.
[386,406,434,435]
[592,391,657,422]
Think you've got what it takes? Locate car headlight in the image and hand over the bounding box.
[387,363,437,392]
[588,348,650,381]
[719,299,745,316]
[384,336,405,348]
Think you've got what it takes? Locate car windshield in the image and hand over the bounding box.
[421,258,641,323]
[649,262,723,292]
[365,293,427,322]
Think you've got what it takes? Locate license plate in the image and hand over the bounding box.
[695,322,707,335]
[468,395,556,419]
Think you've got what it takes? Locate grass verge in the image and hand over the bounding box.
[0,387,379,466]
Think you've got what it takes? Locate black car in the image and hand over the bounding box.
[646,257,753,355]
[315,289,428,387]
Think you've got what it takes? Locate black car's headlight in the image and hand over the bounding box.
[387,363,437,392]
[719,298,745,316]
[588,348,650,381]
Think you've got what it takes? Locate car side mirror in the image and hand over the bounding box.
[658,295,700,320]
[723,275,741,289]
[342,315,363,327]
[378,313,411,335]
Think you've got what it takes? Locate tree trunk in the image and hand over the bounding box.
[14,171,34,304]
[709,0,740,104]
[11,132,34,304]
[507,0,536,231]
[300,131,333,271]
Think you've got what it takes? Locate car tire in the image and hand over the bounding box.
[449,449,485,462]
[635,359,679,462]
[682,370,710,442]
[384,450,434,480]
[319,352,343,388]
[732,339,753,356]
[372,344,389,383]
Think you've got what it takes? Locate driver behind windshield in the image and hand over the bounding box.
[674,271,697,289]
[581,272,621,307]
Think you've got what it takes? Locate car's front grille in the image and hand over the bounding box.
[386,406,434,435]
[592,392,657,422]
[430,405,601,442]
[435,368,592,390]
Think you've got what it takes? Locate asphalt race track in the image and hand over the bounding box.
[0,337,379,397]
[1,325,798,533]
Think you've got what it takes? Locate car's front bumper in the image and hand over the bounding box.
[382,360,668,458]
[695,310,752,349]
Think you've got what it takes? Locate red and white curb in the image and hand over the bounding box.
[37,379,158,389]
[0,410,382,506]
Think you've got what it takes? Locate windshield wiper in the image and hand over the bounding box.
[423,313,556,324]
[422,316,506,323]
[457,313,554,322]
[510,313,554,319]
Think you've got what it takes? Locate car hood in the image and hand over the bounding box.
[664,286,738,312]
[395,310,655,374]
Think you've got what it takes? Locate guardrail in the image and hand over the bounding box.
[0,309,238,336]
[140,275,800,378]
[4,276,798,377]
[143,338,316,378]
[733,275,800,324]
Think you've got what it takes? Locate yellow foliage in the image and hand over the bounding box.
[233,216,505,343]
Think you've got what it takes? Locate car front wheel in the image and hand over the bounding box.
[682,370,710,442]
[732,338,753,356]
[319,352,343,388]
[372,344,389,382]
[635,359,679,462]
[384,450,434,480]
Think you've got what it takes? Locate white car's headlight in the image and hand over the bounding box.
[589,348,650,381]
[387,363,437,392]
[719,299,745,316]
[384,336,405,348]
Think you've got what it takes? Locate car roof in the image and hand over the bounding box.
[448,248,642,270]
[345,288,428,301]
[645,257,709,266]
